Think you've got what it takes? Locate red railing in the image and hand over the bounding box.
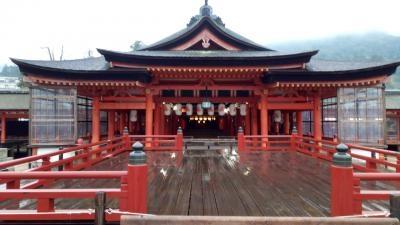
[332,171,400,217]
[237,133,291,151]
[0,169,148,221]
[129,134,183,151]
[0,131,182,221]
[0,137,127,190]
[292,135,400,172]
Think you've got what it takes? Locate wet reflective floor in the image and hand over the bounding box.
[1,150,396,216]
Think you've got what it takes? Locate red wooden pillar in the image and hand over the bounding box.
[108,111,115,140]
[1,112,6,144]
[145,90,153,147]
[260,93,268,136]
[245,105,251,135]
[251,104,258,135]
[120,112,126,134]
[296,111,303,137]
[160,107,165,135]
[284,111,290,135]
[260,92,268,149]
[153,104,160,135]
[313,95,322,140]
[91,97,100,143]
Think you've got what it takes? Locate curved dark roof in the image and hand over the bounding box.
[97,49,318,67]
[138,16,271,51]
[12,57,109,71]
[10,58,151,83]
[263,61,400,83]
[307,59,400,72]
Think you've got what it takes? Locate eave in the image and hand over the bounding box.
[263,62,400,86]
[97,49,318,67]
[11,58,152,84]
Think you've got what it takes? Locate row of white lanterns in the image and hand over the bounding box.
[163,103,247,116]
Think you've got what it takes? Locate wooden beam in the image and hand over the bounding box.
[101,96,146,102]
[154,96,257,104]
[267,102,313,110]
[99,103,148,110]
[152,85,260,91]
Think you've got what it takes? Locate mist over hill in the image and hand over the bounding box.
[269,32,400,88]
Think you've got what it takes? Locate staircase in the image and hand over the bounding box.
[183,137,237,151]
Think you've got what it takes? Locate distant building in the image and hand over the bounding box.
[0,78,29,144]
[0,77,20,90]
[386,89,400,150]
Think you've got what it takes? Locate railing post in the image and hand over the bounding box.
[237,127,245,152]
[6,179,20,189]
[37,198,54,212]
[176,127,183,151]
[95,191,106,225]
[290,126,297,151]
[396,155,400,173]
[123,126,130,151]
[127,142,147,213]
[366,151,377,171]
[390,194,400,220]
[58,147,64,171]
[331,143,355,216]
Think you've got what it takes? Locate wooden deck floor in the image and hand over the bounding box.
[1,149,397,216]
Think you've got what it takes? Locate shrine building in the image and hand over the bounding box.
[11,1,400,149]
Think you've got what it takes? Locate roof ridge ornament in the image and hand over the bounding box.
[200,0,213,16]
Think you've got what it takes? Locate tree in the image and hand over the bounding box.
[41,45,64,61]
[130,41,145,51]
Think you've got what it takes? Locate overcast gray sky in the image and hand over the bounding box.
[1,0,400,65]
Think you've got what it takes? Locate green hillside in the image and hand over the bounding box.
[269,32,400,88]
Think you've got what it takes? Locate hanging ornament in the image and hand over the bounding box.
[129,110,138,122]
[186,104,193,116]
[218,104,225,116]
[207,104,215,116]
[196,103,204,116]
[273,110,282,123]
[229,104,237,116]
[164,103,172,116]
[175,103,182,116]
[240,104,247,116]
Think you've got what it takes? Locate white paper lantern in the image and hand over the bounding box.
[175,104,182,116]
[218,104,226,116]
[129,110,138,122]
[207,104,215,116]
[186,104,193,116]
[164,104,172,116]
[229,104,237,116]
[240,104,247,116]
[273,110,282,123]
[197,103,204,116]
